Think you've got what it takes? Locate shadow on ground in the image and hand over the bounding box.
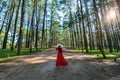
[0,49,120,80]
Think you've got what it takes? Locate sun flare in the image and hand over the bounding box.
[109,10,116,19]
[106,9,117,22]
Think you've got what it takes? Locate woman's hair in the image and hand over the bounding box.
[58,45,62,53]
[58,45,61,48]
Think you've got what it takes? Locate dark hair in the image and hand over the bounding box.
[58,45,61,48]
[58,46,62,53]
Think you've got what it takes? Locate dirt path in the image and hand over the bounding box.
[0,49,120,80]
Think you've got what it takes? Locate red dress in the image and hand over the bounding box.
[56,48,68,66]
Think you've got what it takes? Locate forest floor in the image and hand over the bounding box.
[0,48,120,80]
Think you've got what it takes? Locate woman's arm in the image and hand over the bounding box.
[55,48,58,50]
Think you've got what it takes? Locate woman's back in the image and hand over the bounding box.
[58,48,62,53]
[56,44,68,67]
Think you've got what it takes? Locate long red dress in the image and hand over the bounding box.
[56,48,68,66]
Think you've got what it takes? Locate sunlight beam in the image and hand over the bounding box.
[109,9,116,19]
[106,8,117,22]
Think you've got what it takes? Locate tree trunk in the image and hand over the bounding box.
[35,2,41,51]
[0,11,7,34]
[2,2,15,49]
[93,0,107,58]
[11,0,21,50]
[84,0,92,50]
[17,0,25,55]
[49,0,53,48]
[41,0,47,49]
[77,0,84,52]
[26,17,30,48]
[75,14,80,49]
[30,0,36,52]
[80,0,88,53]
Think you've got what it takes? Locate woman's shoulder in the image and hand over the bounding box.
[55,48,58,50]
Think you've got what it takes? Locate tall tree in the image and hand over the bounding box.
[26,15,30,48]
[29,0,36,52]
[49,0,54,48]
[41,0,48,49]
[77,0,84,51]
[100,0,113,53]
[0,11,8,34]
[84,0,93,50]
[93,0,106,58]
[79,0,88,53]
[2,2,15,49]
[35,0,41,51]
[17,0,25,55]
[11,0,21,50]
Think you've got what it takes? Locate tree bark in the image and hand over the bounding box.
[0,11,7,34]
[79,0,88,53]
[84,0,92,50]
[93,0,107,58]
[41,0,47,49]
[35,1,41,51]
[11,0,21,50]
[17,0,25,55]
[2,2,15,49]
[30,0,36,52]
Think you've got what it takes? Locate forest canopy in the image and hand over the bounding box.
[0,0,120,58]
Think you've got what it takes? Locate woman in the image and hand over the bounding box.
[55,44,68,69]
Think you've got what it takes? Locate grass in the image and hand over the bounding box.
[1,47,119,63]
[0,48,48,63]
[89,49,120,59]
[0,56,24,63]
[66,47,120,59]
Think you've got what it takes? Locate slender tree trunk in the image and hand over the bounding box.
[100,1,113,53]
[26,17,30,48]
[41,0,47,49]
[49,0,53,48]
[69,6,75,49]
[93,0,107,58]
[77,0,83,52]
[75,14,80,49]
[11,0,21,50]
[116,0,120,14]
[30,0,36,52]
[35,20,39,51]
[17,0,25,55]
[73,24,77,49]
[0,11,7,34]
[91,30,95,50]
[111,23,119,52]
[80,0,88,53]
[2,3,15,49]
[0,5,4,13]
[35,2,41,51]
[84,0,92,50]
[45,16,48,48]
